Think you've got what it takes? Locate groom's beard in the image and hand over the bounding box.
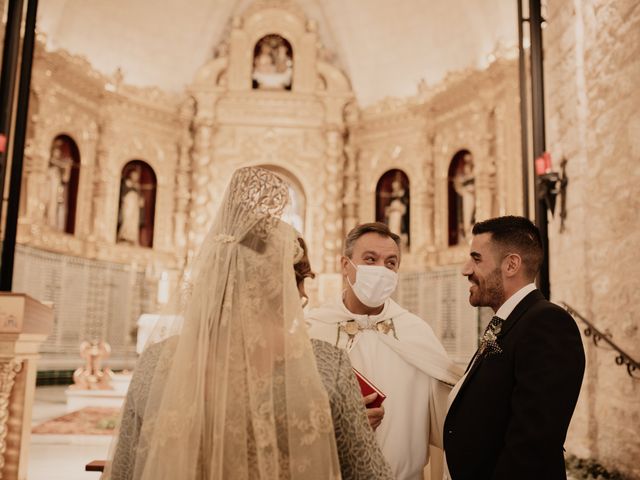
[468,268,505,312]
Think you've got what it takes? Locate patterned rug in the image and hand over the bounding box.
[32,407,120,435]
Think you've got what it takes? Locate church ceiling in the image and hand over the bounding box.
[37,0,517,106]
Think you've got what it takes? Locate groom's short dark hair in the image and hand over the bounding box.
[472,216,543,279]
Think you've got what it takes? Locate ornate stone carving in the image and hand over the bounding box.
[189,115,216,253]
[323,128,344,273]
[0,359,22,476]
[91,116,114,243]
[174,97,196,257]
[355,59,518,266]
[343,134,359,235]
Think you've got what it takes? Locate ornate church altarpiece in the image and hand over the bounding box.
[15,0,522,368]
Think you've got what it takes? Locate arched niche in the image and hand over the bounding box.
[44,134,81,234]
[117,160,157,248]
[259,164,306,233]
[227,4,318,93]
[448,149,475,246]
[252,34,293,91]
[376,169,410,248]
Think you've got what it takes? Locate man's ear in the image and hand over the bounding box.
[503,253,522,278]
[340,256,350,277]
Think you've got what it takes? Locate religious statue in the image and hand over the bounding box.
[70,340,113,390]
[382,171,409,247]
[453,151,476,241]
[44,140,72,231]
[252,35,293,90]
[117,169,145,245]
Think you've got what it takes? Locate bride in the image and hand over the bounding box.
[103,167,391,479]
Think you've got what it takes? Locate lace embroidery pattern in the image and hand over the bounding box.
[227,167,288,241]
[107,339,393,480]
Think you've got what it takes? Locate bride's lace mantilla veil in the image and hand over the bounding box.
[104,167,341,479]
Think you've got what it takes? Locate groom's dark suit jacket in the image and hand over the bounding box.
[444,290,585,480]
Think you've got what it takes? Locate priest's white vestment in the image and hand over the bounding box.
[307,298,463,480]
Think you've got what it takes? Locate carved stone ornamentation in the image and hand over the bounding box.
[343,137,359,235]
[174,97,196,258]
[323,128,344,273]
[0,360,23,476]
[92,116,116,243]
[189,116,216,254]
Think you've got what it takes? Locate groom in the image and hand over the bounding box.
[444,216,585,480]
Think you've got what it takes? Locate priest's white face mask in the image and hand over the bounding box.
[347,258,398,308]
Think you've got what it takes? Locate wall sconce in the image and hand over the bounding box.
[535,152,568,230]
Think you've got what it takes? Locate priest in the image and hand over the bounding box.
[307,222,463,480]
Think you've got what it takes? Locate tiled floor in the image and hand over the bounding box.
[27,387,588,480]
[29,386,111,480]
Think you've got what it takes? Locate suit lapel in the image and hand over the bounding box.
[448,290,545,413]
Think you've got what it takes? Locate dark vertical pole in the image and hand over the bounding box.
[0,0,25,220]
[0,0,38,291]
[517,0,530,218]
[529,0,550,299]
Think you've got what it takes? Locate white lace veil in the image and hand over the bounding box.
[104,166,341,479]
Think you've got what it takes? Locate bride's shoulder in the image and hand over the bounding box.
[311,338,349,374]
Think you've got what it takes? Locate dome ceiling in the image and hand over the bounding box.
[37,0,517,106]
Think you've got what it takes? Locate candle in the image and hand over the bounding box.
[157,271,170,305]
[543,152,552,172]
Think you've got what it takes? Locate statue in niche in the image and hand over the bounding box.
[386,175,407,241]
[44,139,72,230]
[117,169,145,245]
[376,169,410,248]
[252,35,293,90]
[453,151,476,241]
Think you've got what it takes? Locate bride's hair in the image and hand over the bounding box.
[294,236,315,285]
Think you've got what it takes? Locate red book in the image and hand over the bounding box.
[352,367,386,409]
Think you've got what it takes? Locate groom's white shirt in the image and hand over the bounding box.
[443,282,537,479]
[307,297,462,480]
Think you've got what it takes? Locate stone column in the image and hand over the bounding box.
[342,133,359,236]
[0,294,53,480]
[493,102,518,217]
[323,127,344,273]
[188,115,215,255]
[474,167,493,222]
[474,111,497,222]
[424,133,437,248]
[92,117,115,243]
[21,90,42,223]
[22,143,46,223]
[174,99,195,261]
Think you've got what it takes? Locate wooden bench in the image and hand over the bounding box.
[85,460,106,472]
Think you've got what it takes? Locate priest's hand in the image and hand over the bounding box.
[363,393,385,431]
